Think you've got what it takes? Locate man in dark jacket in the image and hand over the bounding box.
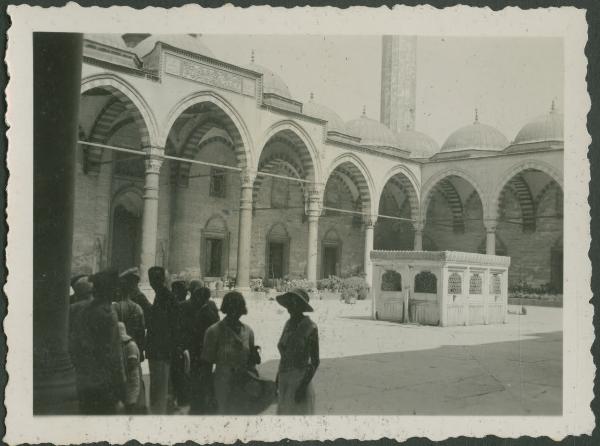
[145,266,178,414]
[182,287,220,414]
[69,268,125,414]
[114,275,146,362]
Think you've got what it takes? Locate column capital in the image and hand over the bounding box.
[240,169,257,188]
[364,214,378,228]
[412,220,424,232]
[484,218,497,233]
[144,155,163,174]
[305,182,324,216]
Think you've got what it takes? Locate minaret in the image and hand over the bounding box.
[380,35,417,132]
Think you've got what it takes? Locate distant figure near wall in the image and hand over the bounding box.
[371,250,510,327]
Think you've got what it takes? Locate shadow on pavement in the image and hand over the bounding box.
[258,330,562,416]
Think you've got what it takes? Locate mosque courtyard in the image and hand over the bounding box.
[147,298,562,416]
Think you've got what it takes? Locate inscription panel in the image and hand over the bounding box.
[164,53,256,97]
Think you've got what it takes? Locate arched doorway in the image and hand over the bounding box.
[266,223,290,281]
[110,188,143,273]
[321,229,342,278]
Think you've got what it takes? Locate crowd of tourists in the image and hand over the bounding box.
[68,266,320,415]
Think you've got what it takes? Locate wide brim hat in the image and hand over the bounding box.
[276,288,314,312]
[119,267,140,281]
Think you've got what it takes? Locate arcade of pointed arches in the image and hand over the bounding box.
[73,75,563,292]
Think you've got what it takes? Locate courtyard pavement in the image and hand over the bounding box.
[147,298,562,415]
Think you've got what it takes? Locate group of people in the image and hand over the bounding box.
[68,265,320,415]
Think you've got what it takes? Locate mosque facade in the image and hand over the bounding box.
[73,34,564,293]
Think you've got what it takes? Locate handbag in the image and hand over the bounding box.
[233,370,277,415]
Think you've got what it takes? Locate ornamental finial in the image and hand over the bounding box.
[251,49,255,63]
[474,108,479,123]
[551,99,556,112]
[362,105,366,116]
[310,92,314,101]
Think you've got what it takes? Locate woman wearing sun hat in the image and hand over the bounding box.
[276,288,320,415]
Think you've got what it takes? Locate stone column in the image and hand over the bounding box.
[139,147,164,286]
[363,215,377,288]
[413,221,424,251]
[236,169,256,291]
[305,185,323,287]
[484,219,497,255]
[33,32,83,414]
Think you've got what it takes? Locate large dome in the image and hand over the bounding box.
[396,129,440,158]
[514,106,563,144]
[248,61,292,99]
[132,34,214,59]
[345,110,401,148]
[303,94,345,133]
[441,114,508,152]
[85,34,130,51]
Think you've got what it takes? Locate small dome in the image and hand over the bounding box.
[346,109,401,148]
[396,129,440,158]
[85,34,129,51]
[303,94,345,133]
[132,34,214,59]
[441,112,508,152]
[514,105,563,144]
[248,62,292,99]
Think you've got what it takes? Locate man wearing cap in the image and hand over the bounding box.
[69,268,126,415]
[275,288,320,415]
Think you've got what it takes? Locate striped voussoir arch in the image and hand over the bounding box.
[331,161,371,215]
[169,105,248,186]
[83,87,151,174]
[500,172,536,232]
[253,147,306,204]
[435,178,465,233]
[385,174,419,222]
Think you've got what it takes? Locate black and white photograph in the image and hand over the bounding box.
[4,4,593,444]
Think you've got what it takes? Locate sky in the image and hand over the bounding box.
[201,35,563,146]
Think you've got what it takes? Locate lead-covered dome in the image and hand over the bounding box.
[441,112,508,152]
[345,109,401,148]
[248,64,291,99]
[303,93,345,133]
[85,34,129,51]
[514,104,563,144]
[396,129,440,158]
[132,34,214,59]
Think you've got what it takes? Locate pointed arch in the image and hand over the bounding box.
[421,168,485,222]
[257,120,321,182]
[490,160,563,221]
[325,153,376,216]
[163,91,255,170]
[379,165,420,222]
[81,74,159,147]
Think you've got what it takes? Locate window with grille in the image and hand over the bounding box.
[414,271,437,293]
[448,273,462,295]
[469,273,482,295]
[210,168,226,198]
[381,270,402,291]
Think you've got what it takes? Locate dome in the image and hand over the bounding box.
[441,113,508,152]
[303,94,345,133]
[85,34,129,51]
[132,34,214,59]
[396,129,440,158]
[248,62,292,99]
[345,110,401,148]
[514,105,563,144]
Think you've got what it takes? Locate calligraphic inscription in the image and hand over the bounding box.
[164,53,256,97]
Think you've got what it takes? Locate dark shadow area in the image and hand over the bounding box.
[258,331,562,416]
